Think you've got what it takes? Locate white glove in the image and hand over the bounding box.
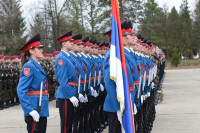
[90,87,95,95]
[79,93,85,103]
[151,82,155,89]
[133,103,137,115]
[69,96,79,107]
[29,110,40,122]
[100,84,104,92]
[84,94,88,103]
[93,90,99,97]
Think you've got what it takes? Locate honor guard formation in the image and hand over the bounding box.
[0,21,165,133]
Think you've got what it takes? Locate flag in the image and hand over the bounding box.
[110,0,135,132]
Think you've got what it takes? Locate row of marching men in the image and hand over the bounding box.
[103,20,165,133]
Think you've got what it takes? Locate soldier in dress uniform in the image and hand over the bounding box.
[55,31,80,133]
[78,36,93,133]
[97,42,108,130]
[17,33,49,133]
[103,21,134,133]
[69,34,87,132]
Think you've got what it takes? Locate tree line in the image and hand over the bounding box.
[0,0,200,60]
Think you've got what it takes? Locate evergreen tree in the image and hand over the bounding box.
[168,7,181,57]
[99,0,144,28]
[171,47,180,67]
[179,0,193,58]
[193,0,200,55]
[138,0,163,45]
[0,0,27,55]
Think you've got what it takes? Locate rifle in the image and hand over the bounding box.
[93,70,96,88]
[88,72,91,91]
[136,69,142,104]
[83,73,87,96]
[77,75,81,98]
[34,81,43,133]
[94,69,101,91]
[97,69,101,86]
[141,71,146,104]
[148,68,151,87]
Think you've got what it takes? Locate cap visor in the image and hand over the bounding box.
[35,44,44,48]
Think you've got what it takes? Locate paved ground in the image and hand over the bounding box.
[0,99,108,133]
[1,68,200,133]
[152,68,200,133]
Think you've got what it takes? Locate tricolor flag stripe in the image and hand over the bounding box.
[110,0,135,132]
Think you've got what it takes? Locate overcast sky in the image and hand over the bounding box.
[21,0,198,14]
[155,0,197,11]
[20,0,198,31]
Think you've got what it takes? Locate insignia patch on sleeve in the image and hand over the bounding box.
[58,59,63,66]
[24,68,30,76]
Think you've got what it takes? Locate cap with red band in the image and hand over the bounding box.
[57,31,73,43]
[103,30,111,39]
[99,42,105,49]
[72,34,82,44]
[20,33,43,52]
[82,36,90,46]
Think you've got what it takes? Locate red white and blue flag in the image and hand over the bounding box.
[110,0,135,132]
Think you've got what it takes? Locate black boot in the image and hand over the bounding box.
[10,99,15,106]
[56,99,59,108]
[0,101,3,110]
[2,101,8,108]
[15,97,20,105]
[6,100,12,107]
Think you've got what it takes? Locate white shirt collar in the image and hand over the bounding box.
[135,51,139,55]
[77,53,81,57]
[99,55,103,58]
[130,48,135,53]
[81,52,87,58]
[87,54,91,58]
[61,50,69,56]
[124,47,130,52]
[69,51,77,57]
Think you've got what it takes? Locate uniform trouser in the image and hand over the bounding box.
[108,112,121,133]
[25,116,47,133]
[58,98,74,133]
